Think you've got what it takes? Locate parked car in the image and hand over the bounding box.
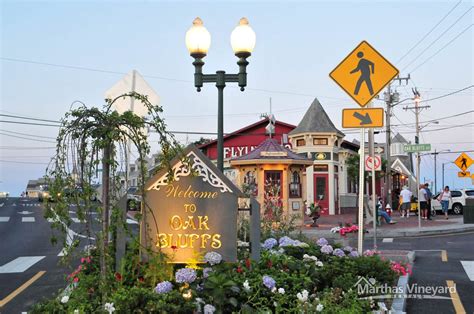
[38,185,51,202]
[431,189,474,215]
[127,186,142,211]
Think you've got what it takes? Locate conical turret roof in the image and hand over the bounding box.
[289,98,344,136]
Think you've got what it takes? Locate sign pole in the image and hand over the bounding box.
[368,102,377,249]
[358,128,365,255]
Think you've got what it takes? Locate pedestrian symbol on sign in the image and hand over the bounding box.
[350,52,375,96]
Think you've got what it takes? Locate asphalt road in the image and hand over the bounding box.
[0,197,109,313]
[371,231,474,314]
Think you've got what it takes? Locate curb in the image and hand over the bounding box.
[391,274,410,314]
[301,225,474,239]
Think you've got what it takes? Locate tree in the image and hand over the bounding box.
[45,92,181,292]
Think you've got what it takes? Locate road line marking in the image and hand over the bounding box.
[460,261,474,281]
[382,238,393,243]
[0,203,4,207]
[127,218,138,224]
[22,217,35,222]
[0,256,45,273]
[71,217,84,223]
[0,271,46,307]
[58,249,67,257]
[446,280,466,314]
[441,250,448,262]
[0,217,10,222]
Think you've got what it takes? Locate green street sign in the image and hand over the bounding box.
[403,144,431,152]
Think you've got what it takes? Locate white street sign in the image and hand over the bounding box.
[365,155,382,171]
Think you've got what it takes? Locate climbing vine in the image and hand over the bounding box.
[44,92,182,292]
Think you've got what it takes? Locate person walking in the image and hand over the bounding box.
[418,184,429,219]
[424,183,433,220]
[400,186,412,218]
[438,186,452,220]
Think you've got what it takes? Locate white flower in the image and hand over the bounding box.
[278,287,285,294]
[60,295,69,304]
[243,279,251,292]
[316,261,324,267]
[273,301,278,307]
[316,303,324,312]
[271,287,277,293]
[104,302,115,313]
[73,310,79,314]
[297,289,309,302]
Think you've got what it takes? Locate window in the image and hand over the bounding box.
[289,171,301,198]
[451,191,462,197]
[313,138,328,145]
[243,171,257,196]
[296,139,306,146]
[314,164,328,172]
[466,190,474,196]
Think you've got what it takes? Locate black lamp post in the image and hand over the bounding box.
[186,17,256,172]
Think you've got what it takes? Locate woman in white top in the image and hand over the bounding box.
[438,186,452,220]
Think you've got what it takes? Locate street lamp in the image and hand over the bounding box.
[186,17,256,172]
[442,161,454,191]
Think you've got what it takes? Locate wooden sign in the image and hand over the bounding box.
[142,145,240,263]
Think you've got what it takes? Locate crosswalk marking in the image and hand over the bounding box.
[22,217,35,222]
[382,238,393,243]
[0,256,45,273]
[461,261,474,281]
[0,217,10,222]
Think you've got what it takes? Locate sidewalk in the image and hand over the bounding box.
[301,213,474,239]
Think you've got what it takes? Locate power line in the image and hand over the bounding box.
[0,120,61,127]
[0,129,57,139]
[1,57,349,101]
[0,113,61,124]
[401,85,473,107]
[0,159,50,165]
[0,132,56,143]
[401,6,473,71]
[392,109,474,126]
[396,0,462,64]
[0,146,56,150]
[409,23,473,73]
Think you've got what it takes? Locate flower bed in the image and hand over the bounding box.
[32,236,398,313]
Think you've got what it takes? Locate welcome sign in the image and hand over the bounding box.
[142,145,239,263]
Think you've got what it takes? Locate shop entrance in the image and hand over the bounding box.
[314,173,329,215]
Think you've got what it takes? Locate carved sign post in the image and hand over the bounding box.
[141,145,241,263]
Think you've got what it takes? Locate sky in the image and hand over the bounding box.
[1,0,473,195]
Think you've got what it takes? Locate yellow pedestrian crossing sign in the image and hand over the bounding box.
[454,152,472,171]
[330,41,399,107]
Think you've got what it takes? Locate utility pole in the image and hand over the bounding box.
[384,75,410,210]
[404,88,430,229]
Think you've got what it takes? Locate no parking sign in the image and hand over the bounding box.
[365,155,381,171]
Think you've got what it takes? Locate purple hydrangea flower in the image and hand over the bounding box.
[175,268,197,284]
[263,238,278,250]
[349,251,360,258]
[262,275,276,290]
[320,244,334,254]
[154,281,173,294]
[204,252,222,265]
[203,267,213,279]
[316,238,328,246]
[333,248,345,257]
[279,236,296,247]
[204,304,216,314]
[343,246,353,252]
